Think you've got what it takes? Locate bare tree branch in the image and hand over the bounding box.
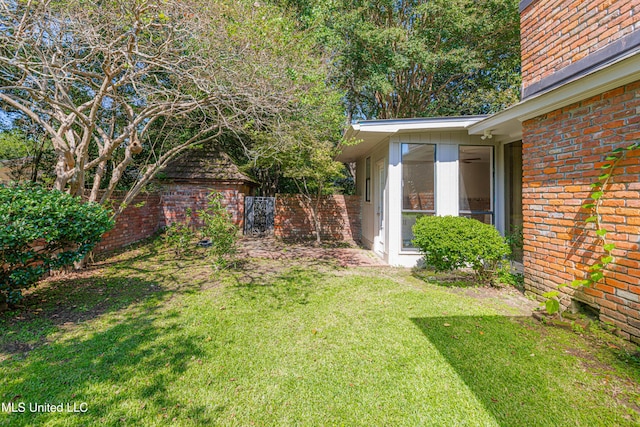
[0,0,311,214]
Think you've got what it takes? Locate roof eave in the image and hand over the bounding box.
[469,50,640,141]
[337,116,487,162]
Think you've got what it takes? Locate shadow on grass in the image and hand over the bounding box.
[228,266,326,310]
[0,245,200,361]
[89,234,163,269]
[0,300,215,426]
[0,240,226,425]
[411,268,479,288]
[411,316,640,427]
[0,277,156,358]
[0,269,173,358]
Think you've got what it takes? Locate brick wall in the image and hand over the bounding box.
[96,192,163,253]
[160,182,250,228]
[522,81,640,342]
[95,182,252,254]
[521,0,639,90]
[274,195,361,242]
[96,187,360,254]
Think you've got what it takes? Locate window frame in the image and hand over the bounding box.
[458,144,495,225]
[400,143,436,251]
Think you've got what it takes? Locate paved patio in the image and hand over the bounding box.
[237,237,386,267]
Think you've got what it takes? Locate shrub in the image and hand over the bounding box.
[164,208,196,257]
[0,184,114,305]
[497,264,524,290]
[412,215,510,285]
[198,193,238,268]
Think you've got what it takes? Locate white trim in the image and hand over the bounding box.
[374,158,387,257]
[338,116,487,162]
[387,140,403,264]
[346,116,487,138]
[435,144,459,216]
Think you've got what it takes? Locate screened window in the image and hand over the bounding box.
[505,141,523,262]
[459,145,493,224]
[401,144,435,249]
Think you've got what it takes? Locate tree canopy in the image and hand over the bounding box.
[0,0,344,214]
[277,0,521,120]
[0,0,521,206]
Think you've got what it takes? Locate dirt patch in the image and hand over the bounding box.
[238,237,386,267]
[410,266,537,316]
[461,286,538,314]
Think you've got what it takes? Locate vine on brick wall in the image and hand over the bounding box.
[543,142,640,315]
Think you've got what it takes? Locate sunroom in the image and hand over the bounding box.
[338,116,523,267]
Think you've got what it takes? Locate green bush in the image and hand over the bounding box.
[412,215,510,285]
[162,194,238,267]
[164,208,196,257]
[0,184,114,305]
[198,193,238,268]
[497,264,524,289]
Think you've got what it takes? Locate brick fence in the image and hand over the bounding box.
[275,195,361,242]
[160,183,252,227]
[96,190,361,254]
[96,192,163,253]
[522,81,640,343]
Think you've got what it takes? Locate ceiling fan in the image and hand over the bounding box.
[461,157,481,164]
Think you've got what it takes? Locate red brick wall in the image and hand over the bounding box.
[521,0,639,90]
[96,187,358,254]
[160,183,250,228]
[96,192,163,253]
[275,195,361,242]
[95,183,252,254]
[522,81,640,342]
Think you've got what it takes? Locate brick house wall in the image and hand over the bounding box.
[522,81,640,342]
[274,195,361,242]
[521,0,639,91]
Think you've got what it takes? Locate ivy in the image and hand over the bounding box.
[544,142,639,315]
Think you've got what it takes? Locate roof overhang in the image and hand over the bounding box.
[337,116,487,162]
[468,50,640,142]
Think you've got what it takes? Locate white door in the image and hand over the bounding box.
[375,160,385,254]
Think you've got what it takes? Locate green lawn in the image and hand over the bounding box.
[1,241,639,426]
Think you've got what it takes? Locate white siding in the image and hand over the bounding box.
[356,141,390,255]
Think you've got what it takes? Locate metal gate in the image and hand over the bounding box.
[244,196,276,236]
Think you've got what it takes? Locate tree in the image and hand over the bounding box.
[0,0,324,217]
[275,0,521,120]
[242,73,347,244]
[0,131,31,160]
[283,140,346,245]
[0,130,55,183]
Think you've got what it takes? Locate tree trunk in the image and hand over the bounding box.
[311,187,323,246]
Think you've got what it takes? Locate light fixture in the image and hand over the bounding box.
[480,130,493,140]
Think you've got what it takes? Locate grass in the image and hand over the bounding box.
[1,239,639,426]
